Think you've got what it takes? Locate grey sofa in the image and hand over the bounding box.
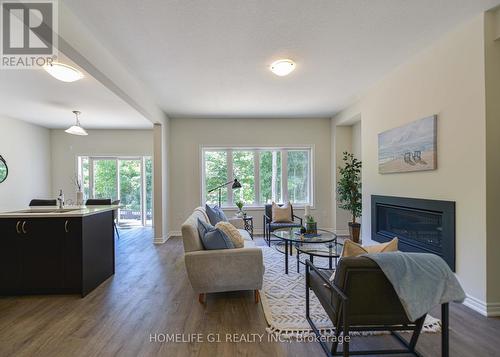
[181,207,265,304]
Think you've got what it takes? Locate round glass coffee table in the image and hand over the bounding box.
[272,228,337,274]
[295,241,343,273]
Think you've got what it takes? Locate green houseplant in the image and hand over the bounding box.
[235,200,244,217]
[305,215,317,235]
[337,152,362,242]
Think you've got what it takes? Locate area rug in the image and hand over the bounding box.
[259,245,441,339]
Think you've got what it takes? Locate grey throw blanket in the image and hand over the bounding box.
[364,252,466,322]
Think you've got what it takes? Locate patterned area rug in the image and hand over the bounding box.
[260,245,441,339]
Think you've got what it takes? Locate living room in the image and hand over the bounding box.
[1,1,500,356]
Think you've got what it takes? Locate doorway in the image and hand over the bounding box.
[78,156,153,227]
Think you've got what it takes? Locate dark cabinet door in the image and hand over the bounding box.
[0,219,22,294]
[19,219,64,293]
[62,218,82,292]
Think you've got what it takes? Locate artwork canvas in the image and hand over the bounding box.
[378,115,437,174]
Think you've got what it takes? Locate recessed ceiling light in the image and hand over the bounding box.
[270,59,296,76]
[65,111,88,136]
[44,62,84,82]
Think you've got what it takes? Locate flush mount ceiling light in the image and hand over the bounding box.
[65,111,88,136]
[270,59,296,76]
[44,62,84,82]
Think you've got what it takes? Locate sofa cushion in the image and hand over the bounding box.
[216,221,244,248]
[197,218,234,250]
[238,229,252,241]
[206,204,228,225]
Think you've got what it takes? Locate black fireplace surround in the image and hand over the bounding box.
[371,195,456,271]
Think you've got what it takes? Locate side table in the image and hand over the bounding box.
[242,216,254,239]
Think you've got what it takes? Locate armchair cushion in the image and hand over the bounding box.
[271,202,292,222]
[341,238,398,258]
[197,219,234,250]
[265,203,296,222]
[205,204,228,225]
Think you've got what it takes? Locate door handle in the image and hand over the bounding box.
[64,220,69,233]
[15,221,21,234]
[21,221,27,234]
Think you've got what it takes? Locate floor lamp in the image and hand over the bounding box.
[208,179,242,207]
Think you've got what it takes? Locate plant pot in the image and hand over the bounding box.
[305,222,317,235]
[348,222,361,243]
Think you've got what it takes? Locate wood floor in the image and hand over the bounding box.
[1,228,499,357]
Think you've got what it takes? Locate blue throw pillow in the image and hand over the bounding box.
[197,218,234,250]
[205,204,228,225]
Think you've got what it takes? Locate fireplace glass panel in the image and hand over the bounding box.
[377,205,442,248]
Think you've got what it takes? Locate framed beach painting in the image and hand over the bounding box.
[378,115,437,174]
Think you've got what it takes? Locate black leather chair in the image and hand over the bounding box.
[263,203,303,246]
[85,198,112,205]
[86,198,120,238]
[306,257,450,357]
[29,199,57,206]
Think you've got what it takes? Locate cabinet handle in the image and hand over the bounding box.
[64,220,69,233]
[15,221,21,234]
[21,221,27,234]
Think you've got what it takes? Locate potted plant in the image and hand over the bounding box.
[337,152,362,242]
[235,200,244,217]
[305,215,317,235]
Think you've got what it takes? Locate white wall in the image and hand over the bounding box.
[333,16,489,308]
[169,117,332,234]
[0,117,52,211]
[484,8,500,309]
[50,129,153,202]
[351,121,362,160]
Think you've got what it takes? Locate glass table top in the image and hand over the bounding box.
[272,228,337,243]
[295,241,343,258]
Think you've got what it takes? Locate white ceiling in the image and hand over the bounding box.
[0,54,152,129]
[64,0,500,118]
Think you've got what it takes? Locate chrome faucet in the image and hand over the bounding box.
[57,189,65,209]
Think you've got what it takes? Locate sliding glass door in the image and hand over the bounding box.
[118,159,142,226]
[79,156,152,227]
[93,159,118,200]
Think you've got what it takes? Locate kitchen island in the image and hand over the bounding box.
[0,205,118,297]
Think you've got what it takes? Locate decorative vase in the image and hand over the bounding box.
[348,222,361,243]
[76,191,84,206]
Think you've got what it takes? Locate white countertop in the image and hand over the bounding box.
[0,205,120,218]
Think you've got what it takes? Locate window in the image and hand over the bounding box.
[204,151,228,205]
[233,151,255,204]
[202,147,312,207]
[259,151,282,204]
[287,150,310,204]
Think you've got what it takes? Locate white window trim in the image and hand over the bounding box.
[200,145,314,209]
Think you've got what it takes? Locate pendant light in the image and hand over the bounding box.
[65,111,88,136]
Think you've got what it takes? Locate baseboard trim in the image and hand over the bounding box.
[153,235,168,244]
[168,231,181,238]
[463,295,500,317]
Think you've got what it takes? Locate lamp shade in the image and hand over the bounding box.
[65,110,88,136]
[232,179,242,189]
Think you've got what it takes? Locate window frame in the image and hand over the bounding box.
[200,145,314,209]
